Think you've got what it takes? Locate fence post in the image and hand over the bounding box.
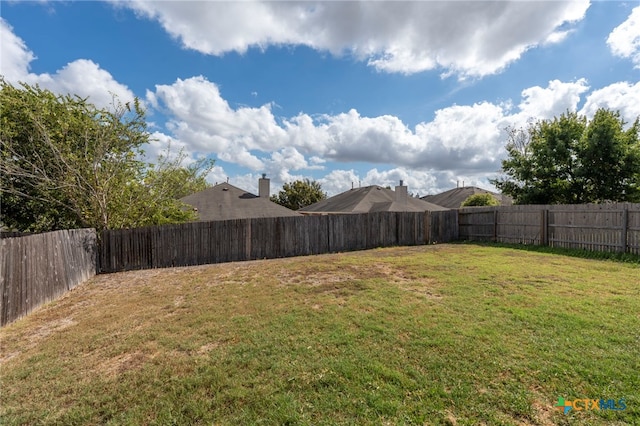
[621,207,628,253]
[453,209,459,242]
[245,219,252,260]
[425,211,432,244]
[326,215,332,253]
[540,209,549,246]
[493,209,498,242]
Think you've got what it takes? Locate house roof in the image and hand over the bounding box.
[299,185,449,214]
[179,182,301,221]
[420,186,512,209]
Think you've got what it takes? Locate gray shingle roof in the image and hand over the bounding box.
[300,185,449,214]
[179,183,301,221]
[420,186,512,209]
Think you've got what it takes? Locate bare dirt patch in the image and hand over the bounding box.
[30,317,76,343]
[98,351,151,380]
[1,316,77,365]
[197,342,222,356]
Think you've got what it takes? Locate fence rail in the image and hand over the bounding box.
[458,203,640,254]
[1,229,96,326]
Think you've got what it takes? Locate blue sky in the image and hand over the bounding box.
[1,1,639,197]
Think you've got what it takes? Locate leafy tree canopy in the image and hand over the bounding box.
[270,179,327,210]
[491,109,640,204]
[0,80,212,232]
[461,193,500,207]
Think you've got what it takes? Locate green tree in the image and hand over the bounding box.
[270,178,327,210]
[491,109,640,204]
[579,109,640,202]
[460,193,500,207]
[140,152,214,225]
[0,80,211,232]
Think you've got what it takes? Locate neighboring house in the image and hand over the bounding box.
[179,176,301,221]
[421,186,512,209]
[300,182,449,214]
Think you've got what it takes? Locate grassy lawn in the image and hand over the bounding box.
[1,244,638,425]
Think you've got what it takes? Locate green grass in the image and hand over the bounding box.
[1,244,638,425]
[465,241,640,264]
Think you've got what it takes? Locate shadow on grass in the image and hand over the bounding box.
[456,240,640,264]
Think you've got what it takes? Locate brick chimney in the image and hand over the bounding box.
[395,180,408,204]
[258,174,270,198]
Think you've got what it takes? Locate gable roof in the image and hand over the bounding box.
[300,185,449,214]
[420,186,512,209]
[179,182,301,221]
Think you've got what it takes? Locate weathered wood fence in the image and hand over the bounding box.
[1,229,96,326]
[458,203,640,254]
[98,211,458,273]
[3,205,638,326]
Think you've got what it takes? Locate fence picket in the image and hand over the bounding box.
[1,229,96,326]
[459,203,639,254]
[97,212,444,273]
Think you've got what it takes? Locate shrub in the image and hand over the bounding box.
[461,193,500,207]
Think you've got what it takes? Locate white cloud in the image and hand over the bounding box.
[0,18,135,108]
[218,145,264,171]
[0,18,34,81]
[145,131,192,164]
[267,147,316,174]
[30,60,135,109]
[207,166,233,187]
[413,102,509,172]
[516,79,590,121]
[117,1,590,78]
[579,81,640,121]
[145,75,635,197]
[317,110,419,164]
[607,6,640,68]
[319,169,362,195]
[148,76,287,155]
[362,168,434,193]
[544,30,573,46]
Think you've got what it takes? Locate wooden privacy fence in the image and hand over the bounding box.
[1,229,96,326]
[458,203,640,254]
[98,211,457,273]
[4,205,638,326]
